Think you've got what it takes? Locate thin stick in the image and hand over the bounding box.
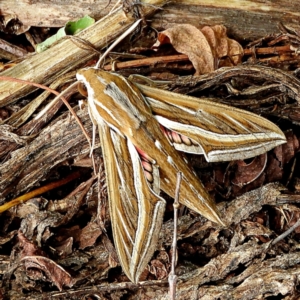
[95,19,142,68]
[0,171,81,213]
[272,217,300,245]
[34,81,77,119]
[168,172,182,300]
[0,76,91,146]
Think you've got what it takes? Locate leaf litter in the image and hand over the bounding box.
[0,8,300,299]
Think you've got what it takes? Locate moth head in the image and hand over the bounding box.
[76,68,153,137]
[77,81,88,98]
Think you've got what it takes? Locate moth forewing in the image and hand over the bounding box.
[137,83,287,162]
[98,121,166,283]
[76,68,225,225]
[76,68,286,284]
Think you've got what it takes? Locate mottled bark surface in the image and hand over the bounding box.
[1,1,300,299]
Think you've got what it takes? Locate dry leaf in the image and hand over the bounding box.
[18,232,73,290]
[201,25,243,66]
[232,154,267,187]
[21,256,73,291]
[54,237,73,256]
[79,221,102,249]
[153,24,214,75]
[18,231,45,257]
[153,24,243,75]
[149,259,168,280]
[266,130,299,182]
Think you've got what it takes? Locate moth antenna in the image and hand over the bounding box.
[34,81,78,119]
[108,0,122,14]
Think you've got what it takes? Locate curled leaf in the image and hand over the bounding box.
[79,221,102,249]
[18,232,73,290]
[232,154,267,187]
[201,25,243,66]
[153,24,243,75]
[21,256,73,290]
[153,24,214,75]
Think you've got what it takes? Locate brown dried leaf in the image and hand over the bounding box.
[232,153,267,187]
[21,256,73,291]
[266,131,299,182]
[18,231,45,257]
[18,231,73,290]
[227,38,244,65]
[56,225,81,244]
[201,25,243,66]
[79,221,102,250]
[211,131,297,199]
[153,24,243,75]
[153,24,214,75]
[201,25,228,58]
[148,250,170,280]
[54,237,73,256]
[149,259,168,280]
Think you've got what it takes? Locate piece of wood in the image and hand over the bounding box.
[0,108,92,204]
[0,0,168,106]
[2,0,300,40]
[157,1,300,41]
[1,0,115,28]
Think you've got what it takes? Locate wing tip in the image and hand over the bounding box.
[205,208,226,227]
[205,135,287,163]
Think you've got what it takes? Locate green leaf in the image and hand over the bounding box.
[65,15,95,35]
[36,15,95,53]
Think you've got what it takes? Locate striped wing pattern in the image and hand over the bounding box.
[99,122,166,283]
[138,84,286,162]
[76,68,286,284]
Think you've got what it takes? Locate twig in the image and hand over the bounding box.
[168,172,182,300]
[104,54,189,71]
[0,171,81,213]
[243,45,292,56]
[272,217,300,245]
[95,19,142,68]
[48,279,168,298]
[0,76,91,146]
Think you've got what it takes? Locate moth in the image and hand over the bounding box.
[76,68,286,283]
